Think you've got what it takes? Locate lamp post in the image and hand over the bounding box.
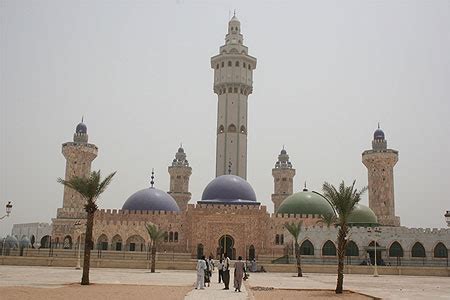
[0,201,13,220]
[74,220,83,270]
[367,227,382,277]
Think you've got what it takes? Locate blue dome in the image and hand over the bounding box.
[122,187,180,212]
[199,175,259,205]
[76,122,87,134]
[374,128,385,140]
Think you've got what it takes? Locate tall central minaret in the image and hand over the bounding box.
[211,15,257,179]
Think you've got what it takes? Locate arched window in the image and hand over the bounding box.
[164,232,168,242]
[228,124,236,133]
[216,64,219,69]
[411,242,426,257]
[97,234,108,250]
[345,241,359,256]
[228,61,232,67]
[62,235,72,249]
[218,125,224,134]
[240,125,246,134]
[243,62,246,68]
[235,61,239,67]
[280,234,284,245]
[248,64,251,70]
[300,240,314,255]
[275,234,279,245]
[221,61,224,68]
[322,240,336,256]
[389,241,404,257]
[111,234,122,251]
[169,232,174,242]
[126,235,145,252]
[434,242,448,258]
[174,232,179,243]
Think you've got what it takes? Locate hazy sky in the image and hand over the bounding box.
[1,0,449,237]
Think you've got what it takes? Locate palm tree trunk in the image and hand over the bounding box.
[295,242,303,277]
[151,244,156,273]
[335,225,348,294]
[81,209,95,285]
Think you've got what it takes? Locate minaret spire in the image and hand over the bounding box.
[150,169,155,188]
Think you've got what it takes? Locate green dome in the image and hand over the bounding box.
[277,190,336,217]
[348,203,378,226]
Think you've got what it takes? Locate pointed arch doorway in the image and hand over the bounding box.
[217,235,235,259]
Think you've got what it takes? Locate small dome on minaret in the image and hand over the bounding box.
[172,145,189,167]
[275,147,293,169]
[76,117,87,134]
[371,124,387,151]
[73,117,88,143]
[373,123,385,140]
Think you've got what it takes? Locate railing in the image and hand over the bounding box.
[269,254,449,267]
[0,247,195,262]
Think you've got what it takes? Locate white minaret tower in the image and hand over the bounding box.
[211,14,257,179]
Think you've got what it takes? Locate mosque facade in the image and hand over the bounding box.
[10,16,449,266]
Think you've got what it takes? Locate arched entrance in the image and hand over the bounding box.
[367,241,384,265]
[248,245,256,260]
[197,243,204,259]
[218,235,235,259]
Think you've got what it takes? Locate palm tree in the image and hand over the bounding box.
[284,221,303,277]
[145,223,167,273]
[322,180,367,294]
[57,170,116,285]
[316,212,338,228]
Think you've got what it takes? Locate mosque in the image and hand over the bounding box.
[12,16,449,266]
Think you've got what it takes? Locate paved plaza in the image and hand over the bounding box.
[0,266,449,299]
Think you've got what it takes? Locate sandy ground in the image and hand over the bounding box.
[251,289,374,300]
[0,284,192,300]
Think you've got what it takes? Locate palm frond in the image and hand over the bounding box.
[322,180,367,225]
[57,170,116,207]
[316,212,338,227]
[145,223,167,244]
[284,222,302,242]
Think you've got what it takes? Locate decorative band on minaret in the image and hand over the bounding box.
[362,125,400,227]
[211,15,257,180]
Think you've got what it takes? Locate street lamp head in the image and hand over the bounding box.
[5,201,12,216]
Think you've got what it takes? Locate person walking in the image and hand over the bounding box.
[222,253,231,290]
[204,256,211,287]
[233,256,245,292]
[217,258,224,283]
[195,255,207,290]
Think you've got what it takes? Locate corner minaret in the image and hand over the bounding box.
[362,125,400,226]
[168,146,192,211]
[57,119,98,219]
[211,15,257,179]
[272,148,296,212]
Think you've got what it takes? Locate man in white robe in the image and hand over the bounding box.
[195,255,207,289]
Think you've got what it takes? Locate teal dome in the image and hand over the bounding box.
[277,190,336,216]
[348,204,378,226]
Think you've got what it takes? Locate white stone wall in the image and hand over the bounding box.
[11,222,52,246]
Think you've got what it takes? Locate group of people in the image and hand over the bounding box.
[195,254,247,292]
